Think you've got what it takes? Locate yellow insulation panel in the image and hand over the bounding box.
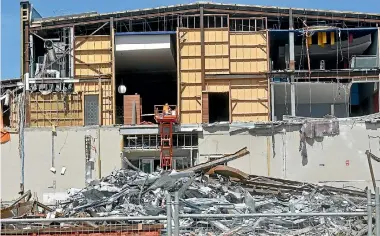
[178,28,269,124]
[29,93,82,127]
[230,32,268,73]
[74,35,112,78]
[179,28,203,124]
[204,29,229,42]
[75,81,114,125]
[205,29,229,74]
[230,78,269,122]
[206,82,229,92]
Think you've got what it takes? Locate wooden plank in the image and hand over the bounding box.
[202,92,209,123]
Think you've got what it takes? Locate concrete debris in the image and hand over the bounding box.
[52,166,370,235]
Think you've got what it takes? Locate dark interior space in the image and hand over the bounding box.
[350,82,378,117]
[116,72,177,123]
[1,105,10,127]
[270,29,378,71]
[209,92,229,123]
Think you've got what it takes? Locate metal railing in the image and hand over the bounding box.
[1,188,380,236]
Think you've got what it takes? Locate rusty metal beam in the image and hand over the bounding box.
[206,8,380,23]
[30,9,200,31]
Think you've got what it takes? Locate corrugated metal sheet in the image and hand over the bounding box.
[74,35,112,78]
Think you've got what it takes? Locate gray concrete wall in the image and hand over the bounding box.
[1,127,121,202]
[2,121,380,202]
[199,121,380,191]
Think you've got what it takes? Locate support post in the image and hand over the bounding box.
[200,7,205,91]
[111,17,116,124]
[174,192,180,236]
[271,82,275,121]
[97,128,101,179]
[366,151,377,191]
[289,8,296,116]
[376,187,380,236]
[166,193,172,236]
[368,188,373,236]
[70,27,74,77]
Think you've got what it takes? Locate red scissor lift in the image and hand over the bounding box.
[154,105,178,170]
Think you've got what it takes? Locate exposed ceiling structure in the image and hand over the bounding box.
[29,1,380,29]
[115,33,176,73]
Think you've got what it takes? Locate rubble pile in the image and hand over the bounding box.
[58,167,369,235]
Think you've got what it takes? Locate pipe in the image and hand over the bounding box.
[1,216,167,224]
[45,70,60,78]
[368,188,373,236]
[174,192,180,236]
[166,192,172,236]
[70,27,74,78]
[29,34,34,76]
[376,187,380,236]
[179,212,368,219]
[45,40,57,62]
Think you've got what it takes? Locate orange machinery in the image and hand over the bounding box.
[154,105,178,169]
[0,103,10,144]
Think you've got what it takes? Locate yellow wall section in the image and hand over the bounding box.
[29,93,82,127]
[230,78,269,122]
[204,28,229,74]
[74,35,112,78]
[179,29,203,124]
[179,28,269,124]
[230,32,268,73]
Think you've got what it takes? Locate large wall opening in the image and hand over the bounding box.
[115,32,177,124]
[116,72,177,123]
[350,82,379,117]
[209,92,229,123]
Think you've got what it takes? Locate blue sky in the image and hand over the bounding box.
[1,0,379,79]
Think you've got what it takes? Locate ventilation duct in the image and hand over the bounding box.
[45,40,57,62]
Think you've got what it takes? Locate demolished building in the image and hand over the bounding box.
[1,1,380,202]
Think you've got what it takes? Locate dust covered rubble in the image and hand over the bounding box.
[57,168,369,235]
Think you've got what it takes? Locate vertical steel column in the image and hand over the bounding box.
[368,188,373,236]
[289,8,296,117]
[166,193,172,236]
[70,27,74,77]
[200,7,205,91]
[376,187,380,236]
[97,128,101,179]
[271,82,275,121]
[174,192,180,236]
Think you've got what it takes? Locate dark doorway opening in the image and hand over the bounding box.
[209,92,229,123]
[350,82,377,117]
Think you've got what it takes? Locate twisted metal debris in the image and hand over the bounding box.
[56,166,370,235]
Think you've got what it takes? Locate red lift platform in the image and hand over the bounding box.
[154,105,178,170]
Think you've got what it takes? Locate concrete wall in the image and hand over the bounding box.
[2,121,380,201]
[1,127,121,202]
[199,121,380,191]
